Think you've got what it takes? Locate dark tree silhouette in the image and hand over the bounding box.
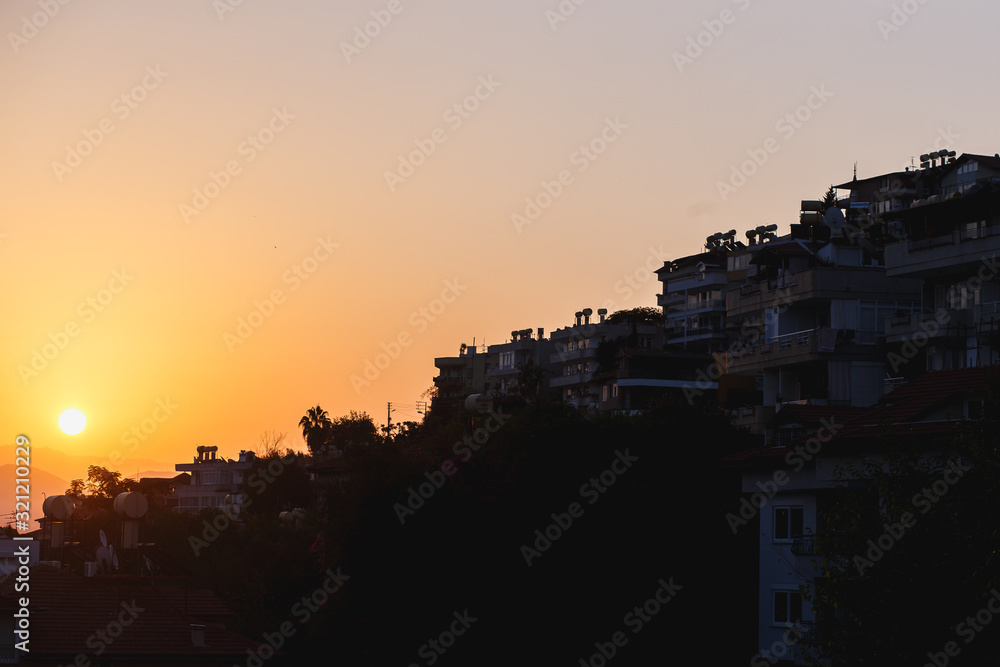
[299,405,333,453]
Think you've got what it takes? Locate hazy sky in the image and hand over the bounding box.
[3,0,998,499]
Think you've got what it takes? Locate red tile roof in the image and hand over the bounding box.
[0,565,262,663]
[726,365,1000,465]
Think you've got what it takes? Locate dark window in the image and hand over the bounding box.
[774,506,804,540]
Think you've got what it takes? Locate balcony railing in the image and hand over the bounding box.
[666,299,725,314]
[772,328,816,350]
[791,537,817,556]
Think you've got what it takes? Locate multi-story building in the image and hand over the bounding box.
[723,213,922,436]
[657,248,728,354]
[856,154,1000,374]
[171,446,254,512]
[486,328,556,397]
[548,308,665,409]
[729,365,995,664]
[431,343,496,414]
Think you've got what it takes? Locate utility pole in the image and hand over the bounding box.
[387,402,394,432]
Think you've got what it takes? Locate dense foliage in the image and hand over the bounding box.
[137,397,758,665]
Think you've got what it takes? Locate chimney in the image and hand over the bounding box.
[583,308,593,325]
[598,308,607,323]
[575,311,583,327]
[537,327,544,339]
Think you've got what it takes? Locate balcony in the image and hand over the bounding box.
[727,267,921,319]
[666,299,726,315]
[665,271,727,293]
[884,309,972,342]
[549,372,594,388]
[791,537,817,556]
[885,228,1000,279]
[668,326,725,342]
[727,328,884,373]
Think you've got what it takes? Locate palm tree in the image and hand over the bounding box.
[298,405,332,453]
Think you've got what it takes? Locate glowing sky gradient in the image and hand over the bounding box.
[3,0,1000,508]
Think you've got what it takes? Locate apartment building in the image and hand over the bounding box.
[657,247,728,354]
[861,154,1000,374]
[486,328,556,398]
[723,211,921,436]
[431,343,496,414]
[172,446,254,512]
[548,308,665,409]
[729,365,994,664]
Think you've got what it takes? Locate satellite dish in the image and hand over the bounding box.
[824,206,846,233]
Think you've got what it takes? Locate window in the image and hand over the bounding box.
[612,384,618,397]
[467,369,473,379]
[773,590,803,624]
[958,161,979,176]
[774,506,804,541]
[602,385,609,402]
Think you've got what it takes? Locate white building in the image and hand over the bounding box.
[171,446,254,512]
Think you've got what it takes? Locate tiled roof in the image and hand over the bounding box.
[766,404,868,429]
[834,365,998,440]
[725,365,1000,465]
[0,566,262,661]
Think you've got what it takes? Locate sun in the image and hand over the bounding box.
[58,408,86,435]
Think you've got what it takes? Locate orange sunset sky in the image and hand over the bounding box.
[3,0,1000,519]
